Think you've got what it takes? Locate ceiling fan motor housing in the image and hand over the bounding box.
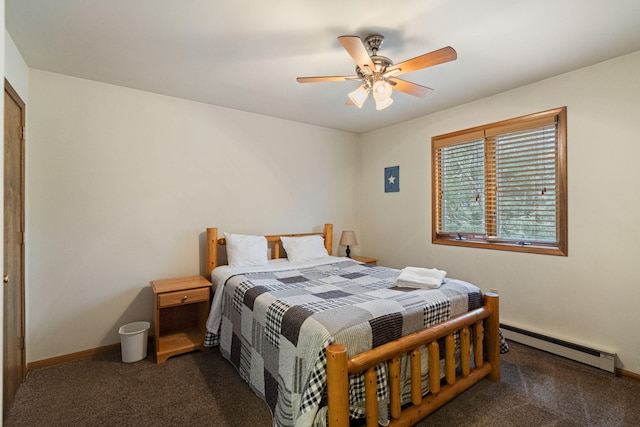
[364,34,385,54]
[355,55,393,79]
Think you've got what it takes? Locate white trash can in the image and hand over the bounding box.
[118,321,150,363]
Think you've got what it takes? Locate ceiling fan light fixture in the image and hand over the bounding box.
[373,80,393,110]
[375,96,393,111]
[372,80,393,101]
[348,85,370,108]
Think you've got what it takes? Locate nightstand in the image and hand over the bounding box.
[350,255,378,265]
[150,275,212,364]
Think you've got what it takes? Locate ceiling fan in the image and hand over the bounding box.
[296,34,457,110]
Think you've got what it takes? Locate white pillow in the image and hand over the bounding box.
[224,232,268,268]
[281,235,329,263]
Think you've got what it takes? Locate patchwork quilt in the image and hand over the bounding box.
[205,258,496,427]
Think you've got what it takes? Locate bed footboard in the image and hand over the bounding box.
[326,293,500,427]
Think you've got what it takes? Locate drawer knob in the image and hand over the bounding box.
[182,295,188,302]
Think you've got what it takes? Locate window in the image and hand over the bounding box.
[432,107,567,256]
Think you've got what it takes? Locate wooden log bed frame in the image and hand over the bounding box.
[206,224,501,427]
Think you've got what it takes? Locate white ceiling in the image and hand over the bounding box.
[6,0,640,134]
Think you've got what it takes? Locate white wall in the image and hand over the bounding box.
[360,51,640,374]
[26,70,361,362]
[4,30,28,100]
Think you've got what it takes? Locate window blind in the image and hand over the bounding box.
[490,124,558,242]
[437,138,485,234]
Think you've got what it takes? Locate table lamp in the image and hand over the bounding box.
[339,231,357,258]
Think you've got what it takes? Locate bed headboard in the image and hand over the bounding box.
[205,224,333,279]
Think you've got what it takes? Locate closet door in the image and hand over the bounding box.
[3,80,26,418]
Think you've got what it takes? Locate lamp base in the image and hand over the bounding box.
[346,246,351,258]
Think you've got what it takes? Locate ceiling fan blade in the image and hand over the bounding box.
[387,46,457,76]
[389,78,434,97]
[296,75,359,83]
[345,99,354,105]
[338,35,375,71]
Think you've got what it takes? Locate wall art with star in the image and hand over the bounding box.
[384,165,399,193]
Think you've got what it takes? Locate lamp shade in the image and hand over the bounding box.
[348,85,369,108]
[339,231,357,247]
[372,80,392,101]
[375,96,393,110]
[372,80,393,110]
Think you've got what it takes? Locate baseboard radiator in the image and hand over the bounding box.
[500,324,616,373]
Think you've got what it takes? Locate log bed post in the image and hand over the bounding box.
[206,228,218,280]
[326,344,349,426]
[324,224,333,255]
[483,292,500,381]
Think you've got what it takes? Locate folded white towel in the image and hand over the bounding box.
[395,266,447,289]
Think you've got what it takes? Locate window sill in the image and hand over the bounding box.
[432,237,567,256]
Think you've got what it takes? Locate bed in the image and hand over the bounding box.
[204,224,504,427]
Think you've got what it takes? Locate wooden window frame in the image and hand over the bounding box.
[432,107,567,256]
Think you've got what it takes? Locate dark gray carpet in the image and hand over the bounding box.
[6,341,640,426]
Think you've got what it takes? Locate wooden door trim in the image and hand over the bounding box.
[4,80,25,110]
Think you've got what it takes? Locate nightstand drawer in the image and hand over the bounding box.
[158,287,209,308]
